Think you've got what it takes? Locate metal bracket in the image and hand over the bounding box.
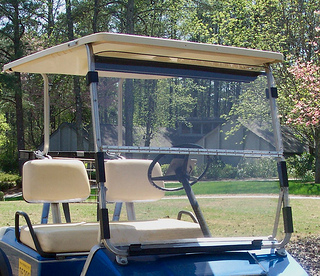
[116,255,128,266]
[276,247,287,257]
[86,71,99,86]
[266,87,278,99]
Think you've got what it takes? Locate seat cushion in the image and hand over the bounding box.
[20,222,99,253]
[20,219,203,253]
[23,159,90,203]
[105,159,165,202]
[110,219,203,245]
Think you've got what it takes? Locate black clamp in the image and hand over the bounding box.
[265,87,278,99]
[86,71,99,86]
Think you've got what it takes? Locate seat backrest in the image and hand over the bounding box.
[105,159,165,202]
[23,159,90,203]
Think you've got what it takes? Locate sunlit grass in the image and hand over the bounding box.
[2,179,320,240]
[2,196,320,238]
[164,180,279,196]
[164,180,320,196]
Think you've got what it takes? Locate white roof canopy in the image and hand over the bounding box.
[3,32,283,77]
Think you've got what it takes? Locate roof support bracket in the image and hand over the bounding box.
[86,71,99,86]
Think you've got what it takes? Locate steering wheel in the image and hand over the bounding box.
[147,144,211,192]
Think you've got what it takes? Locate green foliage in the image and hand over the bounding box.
[0,141,19,173]
[194,159,237,180]
[193,157,277,180]
[161,164,170,176]
[0,172,21,193]
[0,0,319,179]
[0,172,20,182]
[0,191,3,201]
[133,78,197,146]
[223,75,272,140]
[286,153,315,182]
[0,111,17,172]
[0,181,14,192]
[237,158,278,179]
[0,113,9,146]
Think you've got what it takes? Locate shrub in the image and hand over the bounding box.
[0,191,4,201]
[0,181,14,192]
[161,157,277,181]
[0,172,21,192]
[161,164,170,175]
[0,172,20,182]
[193,158,237,180]
[286,153,315,181]
[0,144,19,173]
[236,157,277,179]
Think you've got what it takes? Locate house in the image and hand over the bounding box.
[41,119,306,165]
[196,120,307,166]
[39,122,91,152]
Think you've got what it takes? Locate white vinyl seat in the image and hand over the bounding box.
[104,159,203,244]
[17,158,93,255]
[22,159,90,203]
[105,159,165,202]
[18,159,203,255]
[19,218,202,253]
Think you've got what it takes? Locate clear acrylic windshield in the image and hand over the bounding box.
[96,68,283,238]
[97,72,278,157]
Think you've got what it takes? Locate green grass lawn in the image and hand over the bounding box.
[164,179,320,197]
[4,179,320,202]
[1,197,319,238]
[164,180,279,196]
[1,179,320,238]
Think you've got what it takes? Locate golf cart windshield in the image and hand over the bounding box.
[97,65,277,158]
[95,57,284,239]
[3,33,291,259]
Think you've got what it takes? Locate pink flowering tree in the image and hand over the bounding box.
[281,60,320,183]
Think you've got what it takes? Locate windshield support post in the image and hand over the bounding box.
[266,65,293,249]
[266,65,284,157]
[86,43,109,235]
[41,73,50,155]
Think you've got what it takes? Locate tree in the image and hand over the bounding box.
[0,0,43,171]
[133,78,196,147]
[276,1,320,183]
[65,0,84,150]
[0,113,9,147]
[0,1,25,152]
[280,61,320,182]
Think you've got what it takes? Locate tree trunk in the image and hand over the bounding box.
[124,0,135,149]
[15,72,25,151]
[126,0,134,34]
[213,81,219,118]
[12,2,25,155]
[144,80,156,147]
[124,79,134,147]
[66,0,83,149]
[47,0,54,37]
[74,76,83,150]
[93,0,99,33]
[314,127,320,183]
[65,0,73,39]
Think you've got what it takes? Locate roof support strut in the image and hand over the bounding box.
[41,73,50,155]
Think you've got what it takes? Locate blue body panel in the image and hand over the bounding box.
[0,227,87,276]
[85,247,308,276]
[0,227,307,276]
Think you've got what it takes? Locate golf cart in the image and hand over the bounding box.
[0,33,308,275]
